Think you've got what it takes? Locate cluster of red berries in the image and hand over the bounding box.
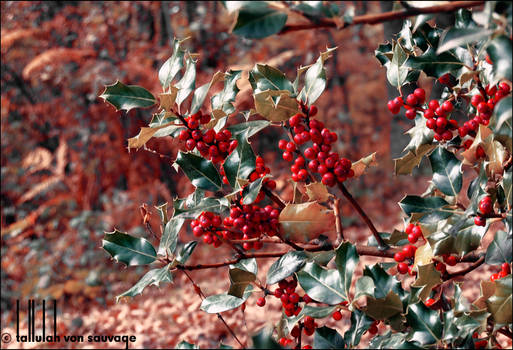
[393,223,425,275]
[273,278,312,317]
[490,262,511,282]
[474,196,494,227]
[190,211,223,248]
[249,156,277,195]
[459,82,511,138]
[222,203,280,250]
[278,337,312,349]
[178,111,238,164]
[279,104,354,187]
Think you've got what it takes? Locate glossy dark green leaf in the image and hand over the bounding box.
[191,71,224,115]
[223,131,256,189]
[299,48,336,104]
[301,305,337,318]
[429,147,462,196]
[227,120,270,138]
[403,116,434,154]
[158,217,185,256]
[486,35,512,81]
[174,197,229,219]
[363,264,402,299]
[491,96,512,149]
[405,46,464,78]
[267,251,308,285]
[437,27,493,54]
[314,326,345,349]
[335,242,358,300]
[430,215,488,256]
[116,264,172,301]
[375,43,393,66]
[486,230,512,264]
[251,327,282,349]
[387,41,410,87]
[159,38,186,89]
[297,262,344,305]
[211,70,242,117]
[175,56,196,107]
[176,241,198,264]
[175,151,222,192]
[99,81,156,112]
[200,285,253,313]
[176,340,198,349]
[249,64,294,94]
[344,309,374,347]
[353,276,375,301]
[242,176,266,205]
[233,3,287,39]
[102,229,157,266]
[406,302,443,346]
[398,195,452,224]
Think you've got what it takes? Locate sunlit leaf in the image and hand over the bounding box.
[102,229,156,266]
[100,81,156,112]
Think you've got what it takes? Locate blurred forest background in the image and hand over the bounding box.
[1,1,450,348]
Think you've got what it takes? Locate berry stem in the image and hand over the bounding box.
[262,186,286,209]
[337,182,390,250]
[443,255,485,281]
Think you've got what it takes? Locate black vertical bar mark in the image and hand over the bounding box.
[28,300,31,342]
[42,299,45,341]
[53,299,57,338]
[32,300,35,342]
[16,299,20,338]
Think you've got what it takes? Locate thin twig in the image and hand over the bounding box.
[334,198,344,243]
[181,270,245,348]
[262,186,286,209]
[443,255,485,281]
[337,182,389,250]
[279,1,484,34]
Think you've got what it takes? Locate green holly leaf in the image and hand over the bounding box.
[314,326,345,349]
[99,81,156,112]
[158,217,185,256]
[411,263,441,301]
[176,340,199,349]
[267,251,308,285]
[491,96,512,153]
[366,291,403,320]
[175,56,197,107]
[249,64,294,94]
[159,38,186,89]
[386,41,410,87]
[353,276,375,302]
[301,305,337,318]
[242,176,267,205]
[363,264,402,299]
[227,120,270,138]
[429,215,488,256]
[486,35,512,82]
[405,46,464,78]
[375,42,393,66]
[232,3,287,39]
[299,47,336,104]
[335,242,358,301]
[251,326,282,349]
[297,262,345,305]
[486,230,512,264]
[403,116,434,154]
[502,168,512,209]
[116,264,173,301]
[223,130,256,189]
[370,331,421,349]
[175,152,222,192]
[176,241,198,264]
[102,229,157,266]
[191,71,225,114]
[200,285,254,313]
[211,70,242,118]
[344,309,374,347]
[429,147,462,196]
[486,275,512,324]
[398,195,452,224]
[437,27,493,54]
[405,302,443,346]
[174,197,229,219]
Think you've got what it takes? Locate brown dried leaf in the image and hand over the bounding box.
[461,125,493,165]
[159,87,179,111]
[252,90,299,122]
[279,201,335,242]
[351,152,377,178]
[305,182,332,202]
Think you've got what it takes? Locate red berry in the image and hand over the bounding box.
[502,263,511,274]
[286,142,296,152]
[479,197,493,214]
[445,255,458,266]
[499,82,511,93]
[436,117,447,129]
[438,73,450,85]
[291,325,300,338]
[442,101,453,113]
[303,316,314,328]
[499,270,508,278]
[279,337,289,347]
[394,252,406,263]
[406,94,418,106]
[405,223,415,234]
[289,293,300,304]
[368,324,378,335]
[188,119,199,129]
[278,139,288,150]
[474,216,486,226]
[397,262,409,274]
[412,226,423,239]
[289,113,302,127]
[490,273,500,281]
[322,172,336,187]
[303,294,312,303]
[256,297,266,307]
[425,298,436,307]
[424,109,435,119]
[179,129,191,141]
[304,147,316,160]
[428,100,440,110]
[435,262,447,273]
[402,245,417,259]
[405,109,417,120]
[283,151,294,162]
[302,345,312,349]
[414,88,426,103]
[309,105,318,117]
[475,145,486,159]
[471,94,484,107]
[442,130,453,141]
[408,233,418,244]
[332,310,342,321]
[426,118,436,129]
[475,340,487,349]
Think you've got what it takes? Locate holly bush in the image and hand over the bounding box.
[100,2,512,349]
